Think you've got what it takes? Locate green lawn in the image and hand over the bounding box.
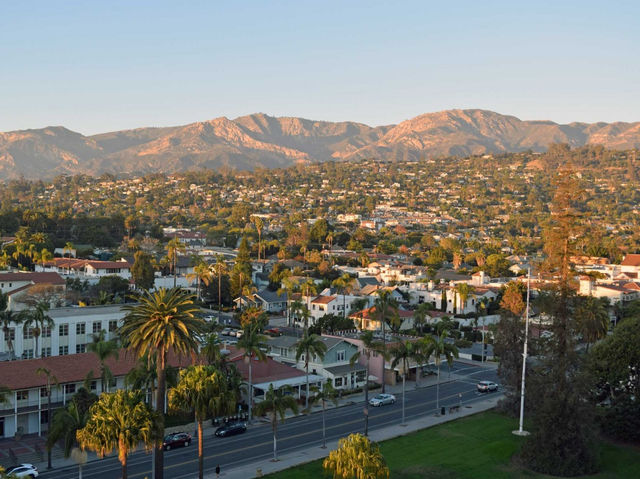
[266,411,640,478]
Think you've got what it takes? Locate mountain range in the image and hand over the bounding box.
[1,109,639,180]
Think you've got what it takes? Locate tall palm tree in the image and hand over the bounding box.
[454,283,474,315]
[201,333,222,366]
[575,296,609,351]
[125,355,157,406]
[277,276,298,327]
[166,237,186,288]
[77,390,159,479]
[23,301,54,358]
[423,329,459,412]
[36,367,59,469]
[255,384,299,461]
[389,340,420,425]
[301,278,317,314]
[47,401,87,458]
[119,288,204,479]
[349,331,383,436]
[373,290,398,393]
[211,254,228,320]
[250,216,264,261]
[309,382,339,448]
[413,303,433,334]
[332,273,356,318]
[168,365,235,479]
[0,306,25,358]
[186,260,213,302]
[295,330,328,410]
[237,324,267,423]
[87,330,119,393]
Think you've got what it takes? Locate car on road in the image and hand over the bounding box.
[221,327,232,336]
[477,381,498,392]
[214,422,247,437]
[162,432,191,450]
[5,464,39,477]
[368,393,396,407]
[265,328,282,337]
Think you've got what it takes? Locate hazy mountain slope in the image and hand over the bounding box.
[1,110,639,180]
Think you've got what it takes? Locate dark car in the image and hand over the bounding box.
[215,422,247,437]
[162,432,192,450]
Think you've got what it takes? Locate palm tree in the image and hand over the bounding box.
[411,337,432,389]
[36,367,59,469]
[349,331,383,436]
[255,384,299,461]
[295,330,328,410]
[166,237,186,287]
[250,216,264,261]
[576,296,609,351]
[201,333,222,365]
[125,354,157,406]
[323,433,389,479]
[373,290,398,393]
[308,382,339,448]
[236,324,267,423]
[389,340,413,425]
[300,277,317,317]
[413,303,433,334]
[47,401,88,458]
[277,276,298,327]
[168,365,235,479]
[119,287,204,479]
[211,255,228,320]
[454,283,474,315]
[0,307,25,358]
[77,390,159,479]
[23,301,54,358]
[186,260,213,302]
[332,273,356,318]
[423,329,459,412]
[87,330,119,393]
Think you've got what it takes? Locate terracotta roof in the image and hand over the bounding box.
[621,254,640,267]
[85,261,132,269]
[0,349,193,391]
[0,272,65,285]
[227,346,305,384]
[350,306,413,320]
[311,295,337,304]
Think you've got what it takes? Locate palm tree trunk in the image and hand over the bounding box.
[401,372,406,425]
[46,392,52,469]
[121,454,128,479]
[381,319,386,394]
[218,270,222,323]
[305,361,309,410]
[35,334,40,359]
[436,362,441,412]
[322,401,326,448]
[248,360,253,423]
[273,415,278,461]
[154,356,166,479]
[415,363,421,389]
[364,361,369,436]
[173,255,177,288]
[198,418,204,479]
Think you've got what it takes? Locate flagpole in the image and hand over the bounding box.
[513,267,531,436]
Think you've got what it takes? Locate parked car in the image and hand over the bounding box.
[162,432,192,450]
[368,393,396,407]
[5,464,39,478]
[221,328,232,336]
[235,329,244,339]
[265,328,282,337]
[215,422,247,437]
[477,381,498,392]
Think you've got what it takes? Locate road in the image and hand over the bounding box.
[39,362,498,479]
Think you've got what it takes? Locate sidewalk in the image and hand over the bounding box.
[0,365,482,474]
[205,395,503,478]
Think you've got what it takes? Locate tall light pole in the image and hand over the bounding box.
[513,268,531,436]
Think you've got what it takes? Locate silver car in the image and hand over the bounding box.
[368,393,396,407]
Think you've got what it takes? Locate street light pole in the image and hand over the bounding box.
[513,267,531,436]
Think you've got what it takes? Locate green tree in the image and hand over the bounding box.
[36,367,59,469]
[23,301,53,358]
[350,330,383,436]
[575,296,609,351]
[131,251,155,291]
[168,365,235,479]
[210,254,228,319]
[166,237,185,288]
[77,390,159,479]
[454,283,474,314]
[46,401,88,459]
[119,288,204,479]
[254,384,299,461]
[373,290,398,393]
[87,330,119,393]
[308,382,339,448]
[250,216,264,261]
[389,340,413,425]
[323,433,389,479]
[237,324,267,423]
[295,330,328,410]
[186,259,213,302]
[332,273,356,318]
[423,329,458,411]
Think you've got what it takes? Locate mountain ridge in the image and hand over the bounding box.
[1,109,639,180]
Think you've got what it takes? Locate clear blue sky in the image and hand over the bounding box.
[1,0,638,134]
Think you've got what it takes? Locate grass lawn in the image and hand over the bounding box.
[266,411,640,478]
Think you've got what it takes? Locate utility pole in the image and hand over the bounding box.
[513,268,531,436]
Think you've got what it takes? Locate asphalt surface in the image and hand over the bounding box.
[38,362,498,479]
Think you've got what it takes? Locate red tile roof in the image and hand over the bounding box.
[226,346,304,384]
[0,272,65,285]
[621,254,640,267]
[311,295,337,304]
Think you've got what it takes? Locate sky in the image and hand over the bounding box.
[1,0,639,134]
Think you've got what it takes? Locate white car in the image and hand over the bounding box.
[368,393,396,407]
[477,381,498,392]
[5,463,39,478]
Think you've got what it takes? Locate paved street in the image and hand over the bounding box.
[35,361,498,479]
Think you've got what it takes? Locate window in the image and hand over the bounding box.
[42,347,51,358]
[93,322,102,334]
[76,323,86,335]
[90,380,97,391]
[334,377,343,387]
[356,370,366,382]
[108,320,117,332]
[23,328,34,339]
[16,390,28,401]
[40,387,49,398]
[42,326,52,338]
[40,410,49,424]
[4,328,15,341]
[59,345,69,356]
[76,343,86,354]
[336,350,346,362]
[59,324,69,337]
[23,349,34,359]
[64,384,76,395]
